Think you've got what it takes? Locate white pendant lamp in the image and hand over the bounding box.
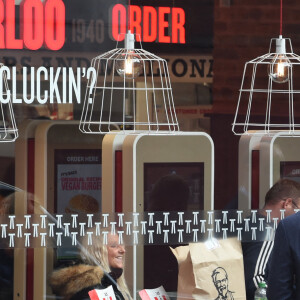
[232,0,300,135]
[0,63,18,142]
[80,2,179,134]
[80,29,179,134]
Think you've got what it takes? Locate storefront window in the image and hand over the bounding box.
[2,1,299,300]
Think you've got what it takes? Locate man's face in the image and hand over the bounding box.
[284,197,300,217]
[214,273,228,297]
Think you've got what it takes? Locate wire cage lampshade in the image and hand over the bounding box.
[232,36,300,136]
[0,63,18,142]
[79,31,179,134]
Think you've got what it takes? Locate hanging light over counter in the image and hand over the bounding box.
[79,30,179,134]
[232,0,300,135]
[80,0,179,134]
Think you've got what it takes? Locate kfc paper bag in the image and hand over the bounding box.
[170,245,195,300]
[189,238,246,300]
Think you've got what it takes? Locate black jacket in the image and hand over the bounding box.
[49,264,125,300]
[267,213,300,299]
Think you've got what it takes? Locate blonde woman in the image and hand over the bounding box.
[49,230,132,300]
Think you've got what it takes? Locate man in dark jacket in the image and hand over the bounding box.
[242,179,300,300]
[267,212,300,299]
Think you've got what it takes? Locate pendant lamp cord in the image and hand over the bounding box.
[280,0,283,36]
[128,0,131,32]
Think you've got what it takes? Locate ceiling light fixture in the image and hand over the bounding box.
[232,0,300,135]
[80,2,179,134]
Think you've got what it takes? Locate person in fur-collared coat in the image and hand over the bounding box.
[49,232,132,300]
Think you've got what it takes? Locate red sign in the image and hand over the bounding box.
[0,0,65,50]
[112,4,186,44]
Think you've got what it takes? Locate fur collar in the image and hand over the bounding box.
[49,264,105,299]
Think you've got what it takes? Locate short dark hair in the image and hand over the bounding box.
[265,179,300,205]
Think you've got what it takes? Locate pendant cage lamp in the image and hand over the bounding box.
[233,0,300,136]
[232,36,300,136]
[79,31,180,134]
[0,63,18,142]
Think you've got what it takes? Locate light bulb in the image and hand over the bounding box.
[268,36,290,84]
[268,54,290,83]
[116,51,143,79]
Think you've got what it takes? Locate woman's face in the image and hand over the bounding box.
[107,233,125,269]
